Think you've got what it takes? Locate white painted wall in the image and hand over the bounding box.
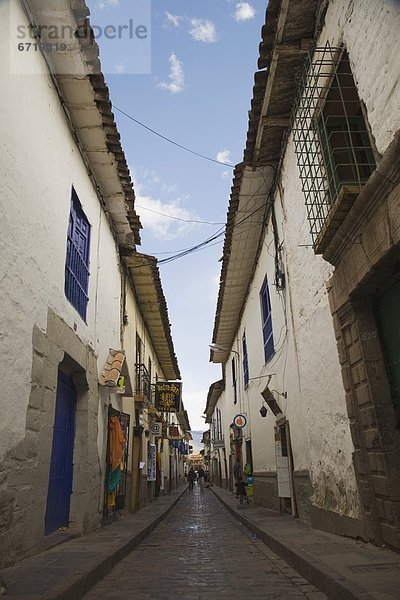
[123,284,165,389]
[216,174,360,515]
[122,283,177,481]
[279,136,360,516]
[0,1,121,460]
[319,0,400,155]
[208,0,400,520]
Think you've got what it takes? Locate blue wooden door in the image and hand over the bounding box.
[45,371,77,535]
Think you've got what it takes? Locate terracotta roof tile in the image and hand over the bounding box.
[100,349,126,386]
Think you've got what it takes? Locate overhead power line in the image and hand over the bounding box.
[136,203,224,225]
[156,173,271,266]
[114,106,236,168]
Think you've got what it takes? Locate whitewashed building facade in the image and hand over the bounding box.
[208,0,400,547]
[0,0,184,567]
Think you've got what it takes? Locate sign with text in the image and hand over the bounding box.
[168,425,181,440]
[150,422,162,437]
[147,443,156,482]
[154,382,182,413]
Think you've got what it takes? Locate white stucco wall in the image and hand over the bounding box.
[319,0,400,155]
[214,152,360,516]
[279,137,360,516]
[0,1,122,460]
[208,0,400,521]
[123,283,166,387]
[218,172,360,515]
[122,283,174,476]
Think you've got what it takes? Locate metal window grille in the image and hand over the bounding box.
[135,363,151,401]
[291,43,376,248]
[65,190,90,320]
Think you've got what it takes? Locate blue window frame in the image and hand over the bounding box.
[65,189,90,320]
[242,332,249,388]
[260,276,274,363]
[231,357,237,405]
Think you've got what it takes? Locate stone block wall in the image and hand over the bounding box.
[293,470,312,521]
[253,472,279,511]
[0,309,102,568]
[326,134,400,549]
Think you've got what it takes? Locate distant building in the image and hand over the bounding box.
[189,453,204,469]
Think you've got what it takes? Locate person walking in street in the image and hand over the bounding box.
[198,466,205,490]
[233,459,241,482]
[235,476,248,506]
[187,467,196,491]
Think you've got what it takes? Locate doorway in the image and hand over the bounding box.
[275,423,293,514]
[45,370,77,535]
[375,279,400,419]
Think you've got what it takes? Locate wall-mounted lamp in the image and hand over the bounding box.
[259,405,268,418]
[270,389,287,399]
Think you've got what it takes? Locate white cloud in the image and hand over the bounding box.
[165,11,183,27]
[216,149,231,164]
[161,182,178,194]
[116,63,125,74]
[97,0,119,10]
[188,18,217,43]
[234,2,256,22]
[136,195,200,240]
[221,171,230,179]
[158,52,185,94]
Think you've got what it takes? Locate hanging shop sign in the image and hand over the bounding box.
[150,422,162,437]
[233,414,247,429]
[168,424,181,440]
[154,381,182,413]
[147,443,156,482]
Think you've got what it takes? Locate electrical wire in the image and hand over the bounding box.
[156,172,272,265]
[114,106,236,168]
[128,170,272,268]
[135,203,224,225]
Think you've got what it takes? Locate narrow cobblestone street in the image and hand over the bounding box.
[83,487,326,600]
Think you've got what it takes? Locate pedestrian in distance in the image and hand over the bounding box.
[235,476,248,506]
[233,459,241,482]
[198,465,205,490]
[187,467,196,491]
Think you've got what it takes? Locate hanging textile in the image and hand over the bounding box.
[109,415,125,470]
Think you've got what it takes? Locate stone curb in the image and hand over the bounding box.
[2,487,187,600]
[211,487,375,600]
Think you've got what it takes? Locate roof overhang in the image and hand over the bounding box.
[124,253,180,381]
[210,0,319,364]
[177,408,191,433]
[204,379,225,422]
[210,165,274,363]
[245,0,318,168]
[22,0,142,249]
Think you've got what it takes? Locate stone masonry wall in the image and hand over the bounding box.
[327,135,400,549]
[0,309,102,568]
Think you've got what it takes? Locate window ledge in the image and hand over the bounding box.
[314,185,361,254]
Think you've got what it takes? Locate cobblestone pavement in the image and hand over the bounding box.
[83,487,327,600]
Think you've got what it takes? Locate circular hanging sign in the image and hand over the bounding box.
[233,414,247,429]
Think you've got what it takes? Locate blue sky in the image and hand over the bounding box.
[86,0,267,430]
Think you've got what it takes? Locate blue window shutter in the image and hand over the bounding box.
[231,357,237,404]
[64,189,90,320]
[242,332,249,387]
[260,277,274,363]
